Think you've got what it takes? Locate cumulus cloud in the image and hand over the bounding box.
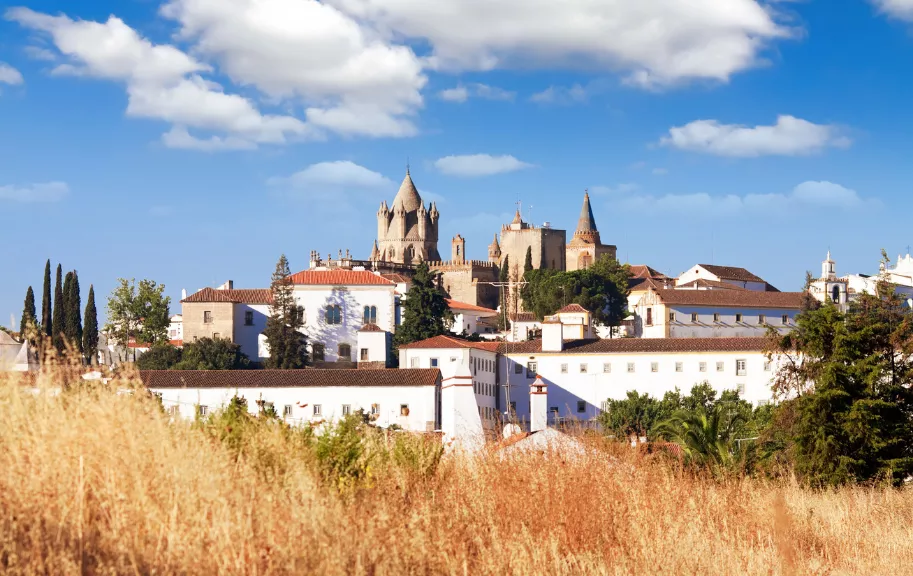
[660,115,851,157]
[438,83,514,103]
[530,84,588,104]
[434,154,533,177]
[23,46,56,61]
[161,126,257,151]
[270,161,393,188]
[327,0,792,87]
[873,0,913,21]
[0,182,69,202]
[0,62,24,85]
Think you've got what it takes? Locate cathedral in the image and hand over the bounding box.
[370,170,441,264]
[565,191,617,271]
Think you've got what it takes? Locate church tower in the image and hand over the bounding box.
[452,234,466,263]
[809,251,847,308]
[565,191,617,271]
[488,234,501,263]
[373,170,441,264]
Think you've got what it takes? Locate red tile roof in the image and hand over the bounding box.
[556,303,588,314]
[289,270,395,286]
[650,288,803,309]
[358,323,385,332]
[676,279,748,291]
[140,368,441,389]
[446,299,498,314]
[510,312,538,322]
[381,273,411,284]
[182,287,272,304]
[696,264,766,283]
[500,337,770,355]
[629,264,670,280]
[398,335,501,352]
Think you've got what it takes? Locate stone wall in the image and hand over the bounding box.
[182,302,235,344]
[432,261,500,310]
[499,227,566,273]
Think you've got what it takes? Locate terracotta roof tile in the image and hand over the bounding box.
[510,312,538,322]
[446,299,498,314]
[629,264,670,280]
[288,270,395,286]
[381,273,411,284]
[651,288,803,309]
[676,279,748,290]
[696,264,766,283]
[556,303,588,314]
[358,323,385,332]
[499,337,769,355]
[140,368,441,389]
[398,335,501,352]
[182,287,272,304]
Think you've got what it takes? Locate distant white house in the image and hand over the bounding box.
[676,264,777,292]
[0,331,37,371]
[446,299,498,336]
[810,251,913,309]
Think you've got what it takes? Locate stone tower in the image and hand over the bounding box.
[565,191,617,271]
[372,170,441,264]
[488,234,501,263]
[452,234,466,263]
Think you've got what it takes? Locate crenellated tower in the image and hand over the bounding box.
[371,169,441,264]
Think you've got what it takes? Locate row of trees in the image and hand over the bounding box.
[138,337,250,370]
[19,260,98,363]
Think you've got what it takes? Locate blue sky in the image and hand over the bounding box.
[3,0,913,325]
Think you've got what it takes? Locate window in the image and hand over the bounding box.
[735,313,743,323]
[325,305,342,325]
[691,313,698,323]
[198,405,208,417]
[244,311,254,326]
[675,362,683,373]
[297,306,306,324]
[577,400,586,413]
[699,362,707,372]
[736,359,747,376]
[580,363,588,374]
[627,362,635,373]
[342,404,351,416]
[758,314,766,325]
[312,343,325,362]
[713,313,721,322]
[313,404,322,416]
[360,348,369,361]
[514,363,523,374]
[363,305,377,324]
[338,343,351,360]
[764,361,772,372]
[782,315,789,325]
[527,361,537,378]
[669,311,676,322]
[430,358,439,368]
[203,311,212,324]
[212,332,220,339]
[603,363,611,373]
[737,383,746,397]
[716,361,724,372]
[168,405,179,417]
[651,362,658,373]
[646,307,653,326]
[400,404,410,416]
[560,363,568,374]
[283,405,293,417]
[832,285,840,303]
[371,403,379,415]
[409,357,419,368]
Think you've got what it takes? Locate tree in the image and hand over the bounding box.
[83,285,98,365]
[395,262,453,346]
[653,405,746,471]
[497,255,510,330]
[105,278,170,362]
[176,337,250,370]
[65,271,83,353]
[767,252,913,486]
[263,254,308,369]
[136,344,183,370]
[135,279,171,346]
[52,264,64,352]
[19,286,37,344]
[598,391,662,442]
[41,260,52,340]
[524,246,534,274]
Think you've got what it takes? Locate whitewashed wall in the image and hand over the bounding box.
[635,301,798,338]
[677,266,768,291]
[450,311,497,336]
[232,304,270,362]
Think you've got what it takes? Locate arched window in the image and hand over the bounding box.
[363,305,377,324]
[832,285,840,303]
[338,343,351,360]
[325,305,341,325]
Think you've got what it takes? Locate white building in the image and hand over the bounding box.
[509,312,541,342]
[167,314,183,345]
[446,299,498,336]
[630,287,803,338]
[0,331,37,371]
[676,264,777,292]
[141,368,442,432]
[810,251,913,309]
[181,285,271,363]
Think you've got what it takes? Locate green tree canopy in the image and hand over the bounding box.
[83,285,98,365]
[64,271,83,353]
[105,278,171,362]
[41,260,52,340]
[52,264,64,352]
[395,262,453,346]
[263,254,308,369]
[20,286,37,345]
[136,344,183,370]
[523,246,533,274]
[175,337,250,370]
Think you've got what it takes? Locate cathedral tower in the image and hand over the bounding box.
[373,170,441,264]
[565,191,617,271]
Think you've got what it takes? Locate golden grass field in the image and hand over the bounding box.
[1,369,912,575]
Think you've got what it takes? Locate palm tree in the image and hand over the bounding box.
[653,405,745,470]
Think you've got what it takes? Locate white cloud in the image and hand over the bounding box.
[23,46,56,61]
[530,84,587,104]
[327,0,791,87]
[161,126,257,151]
[0,182,68,202]
[660,115,851,157]
[434,154,533,177]
[873,0,913,21]
[589,183,638,196]
[438,83,514,103]
[0,62,24,85]
[271,161,393,188]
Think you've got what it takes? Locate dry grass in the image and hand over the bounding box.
[1,369,912,575]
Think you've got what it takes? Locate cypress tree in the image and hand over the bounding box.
[498,255,510,330]
[52,264,64,352]
[41,260,52,340]
[263,255,308,369]
[524,246,534,274]
[20,286,37,343]
[83,285,98,364]
[395,262,453,346]
[65,271,83,353]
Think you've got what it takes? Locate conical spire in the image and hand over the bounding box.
[576,191,597,234]
[490,233,500,249]
[511,209,523,225]
[392,171,423,212]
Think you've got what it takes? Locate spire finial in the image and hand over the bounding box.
[406,157,410,175]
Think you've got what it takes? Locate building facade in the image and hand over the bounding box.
[181,284,272,362]
[497,209,566,274]
[676,264,777,292]
[372,170,440,264]
[565,192,616,271]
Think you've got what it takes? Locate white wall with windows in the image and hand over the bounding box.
[636,303,799,338]
[232,304,269,362]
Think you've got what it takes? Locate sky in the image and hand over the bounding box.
[3,0,913,326]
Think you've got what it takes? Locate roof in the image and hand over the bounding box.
[510,312,538,323]
[358,323,385,332]
[288,270,395,286]
[575,192,597,234]
[695,264,766,284]
[650,288,804,309]
[391,172,423,213]
[556,303,588,314]
[500,337,770,355]
[446,299,498,315]
[380,273,411,285]
[676,279,748,291]
[629,264,670,280]
[182,287,272,304]
[140,368,441,389]
[398,335,501,352]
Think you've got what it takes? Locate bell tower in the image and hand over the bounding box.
[452,234,466,263]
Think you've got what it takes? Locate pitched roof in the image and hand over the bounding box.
[575,192,597,234]
[695,264,766,283]
[650,288,804,309]
[676,279,748,291]
[391,171,423,212]
[380,273,411,285]
[500,337,769,355]
[556,303,588,314]
[398,335,501,352]
[288,270,395,286]
[510,312,538,323]
[182,287,272,304]
[446,299,498,315]
[140,368,441,389]
[358,323,385,332]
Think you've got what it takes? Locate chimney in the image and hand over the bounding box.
[216,280,233,290]
[541,319,564,352]
[530,375,548,432]
[181,288,187,300]
[441,364,484,451]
